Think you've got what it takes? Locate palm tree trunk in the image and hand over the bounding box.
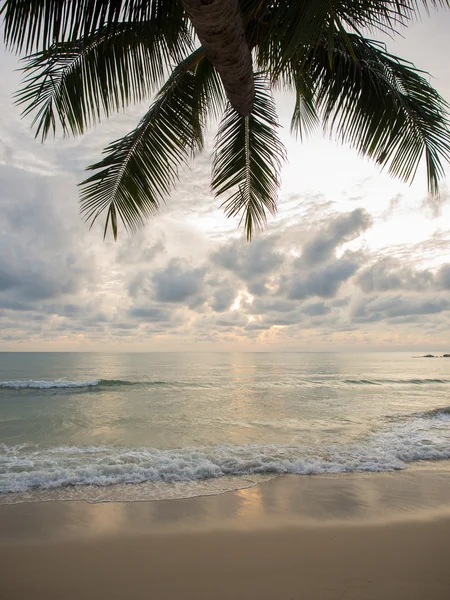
[182,0,255,116]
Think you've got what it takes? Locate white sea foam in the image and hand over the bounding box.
[0,475,275,504]
[0,380,100,389]
[1,409,449,500]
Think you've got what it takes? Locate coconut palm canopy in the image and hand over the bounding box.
[2,1,450,240]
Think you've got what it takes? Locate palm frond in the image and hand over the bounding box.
[1,0,188,54]
[192,54,226,124]
[15,21,193,141]
[294,34,450,194]
[248,0,450,80]
[211,75,286,241]
[79,50,225,240]
[290,72,319,140]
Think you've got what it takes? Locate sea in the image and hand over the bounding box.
[1,352,449,504]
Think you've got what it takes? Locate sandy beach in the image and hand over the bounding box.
[1,465,450,599]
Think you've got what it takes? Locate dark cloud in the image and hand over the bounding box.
[247,281,269,297]
[301,209,372,266]
[152,260,206,303]
[128,258,206,306]
[435,264,450,290]
[128,307,172,321]
[352,294,450,323]
[212,235,284,282]
[286,254,360,300]
[303,302,331,316]
[210,287,236,312]
[0,267,16,291]
[215,312,248,328]
[357,259,450,294]
[357,258,434,293]
[249,298,298,314]
[0,166,96,313]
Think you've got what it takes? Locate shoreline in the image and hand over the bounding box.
[3,456,450,507]
[1,459,450,513]
[2,466,450,599]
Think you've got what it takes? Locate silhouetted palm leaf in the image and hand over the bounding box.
[288,34,450,193]
[212,75,286,240]
[15,20,193,140]
[252,0,450,79]
[79,50,224,239]
[1,0,186,53]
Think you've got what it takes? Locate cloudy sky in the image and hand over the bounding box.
[1,11,450,352]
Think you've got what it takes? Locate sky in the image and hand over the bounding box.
[1,10,450,352]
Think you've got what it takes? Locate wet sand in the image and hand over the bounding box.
[1,466,450,599]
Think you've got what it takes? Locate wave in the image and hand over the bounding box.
[344,378,450,385]
[0,380,101,389]
[0,379,164,390]
[415,405,450,418]
[344,379,382,385]
[1,408,449,495]
[3,377,449,391]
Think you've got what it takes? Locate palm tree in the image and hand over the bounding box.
[2,1,450,240]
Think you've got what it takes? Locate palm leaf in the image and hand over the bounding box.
[79,50,225,240]
[295,34,450,194]
[211,75,286,241]
[290,71,319,140]
[1,0,187,54]
[15,20,193,140]
[248,0,450,80]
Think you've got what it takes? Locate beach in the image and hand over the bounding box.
[1,465,450,600]
[2,352,450,598]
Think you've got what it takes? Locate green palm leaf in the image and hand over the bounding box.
[79,50,225,240]
[290,34,450,194]
[212,75,286,241]
[15,21,193,140]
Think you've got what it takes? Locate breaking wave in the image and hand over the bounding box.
[1,406,449,497]
[344,378,450,385]
[2,377,450,391]
[0,379,166,390]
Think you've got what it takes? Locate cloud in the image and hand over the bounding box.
[303,301,331,316]
[0,166,96,313]
[128,307,172,321]
[286,253,361,300]
[357,259,450,293]
[357,258,434,293]
[116,237,165,264]
[421,186,450,219]
[210,287,236,312]
[435,264,450,290]
[301,209,372,266]
[351,294,450,323]
[152,260,206,303]
[212,235,284,282]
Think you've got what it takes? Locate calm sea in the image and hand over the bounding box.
[0,352,449,503]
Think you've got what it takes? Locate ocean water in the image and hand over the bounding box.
[1,352,449,504]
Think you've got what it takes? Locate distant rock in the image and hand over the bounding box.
[423,354,436,358]
[443,354,450,358]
